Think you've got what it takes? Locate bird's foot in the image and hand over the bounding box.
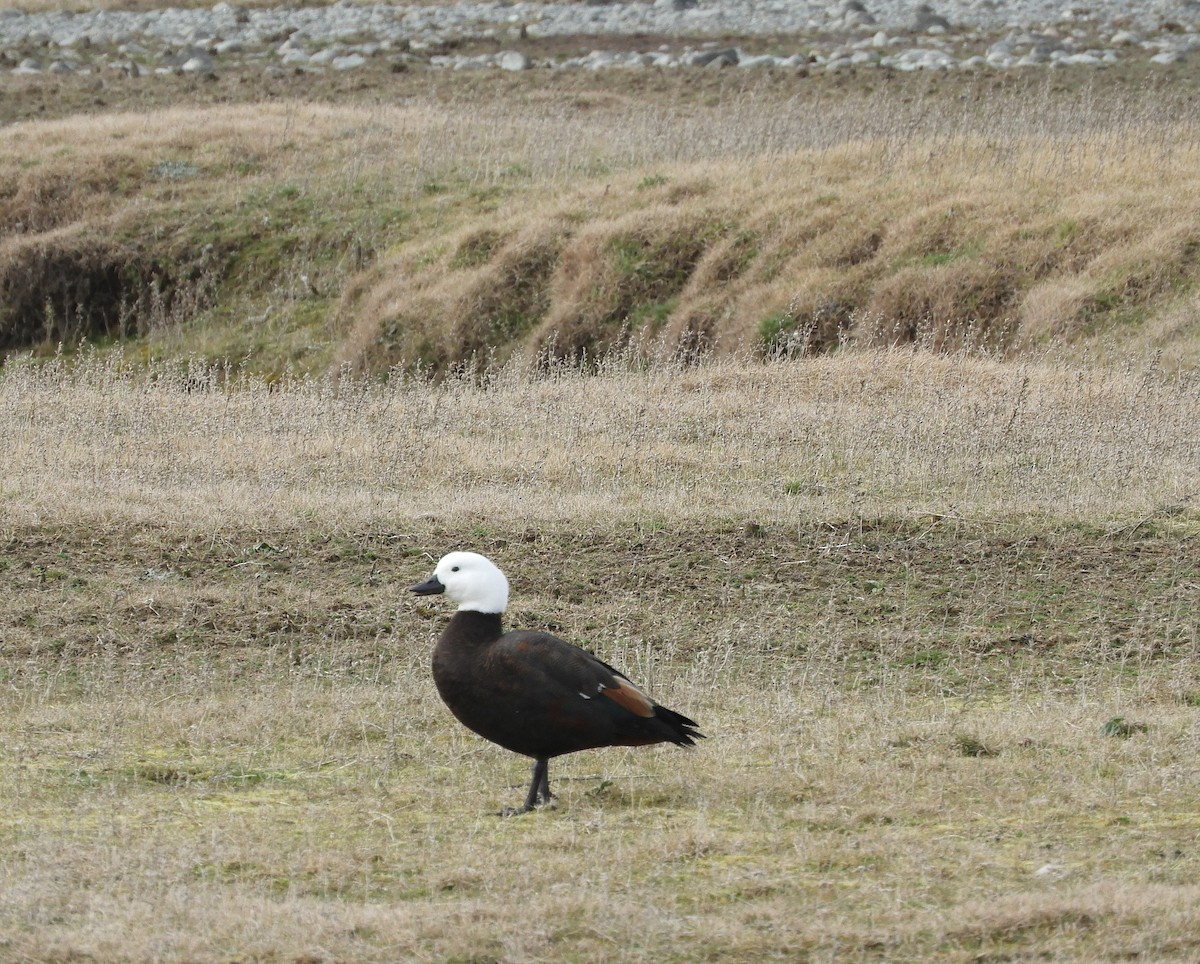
[497,796,556,817]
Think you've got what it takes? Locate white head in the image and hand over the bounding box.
[410,551,509,614]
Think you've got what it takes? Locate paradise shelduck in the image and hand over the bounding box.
[411,551,705,813]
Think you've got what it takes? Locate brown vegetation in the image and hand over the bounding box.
[3,78,1200,375]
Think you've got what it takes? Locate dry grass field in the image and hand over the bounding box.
[2,351,1199,961]
[3,19,1200,961]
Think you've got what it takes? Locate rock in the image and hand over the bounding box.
[497,49,530,70]
[1014,37,1065,64]
[581,49,615,68]
[888,47,955,69]
[181,52,214,73]
[688,46,738,66]
[912,4,951,32]
[211,2,246,18]
[331,52,366,69]
[1033,38,1067,56]
[844,8,877,27]
[0,0,1187,78]
[737,53,781,67]
[161,44,208,67]
[1058,5,1091,21]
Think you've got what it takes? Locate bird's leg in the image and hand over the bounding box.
[524,757,551,809]
[499,758,553,817]
[536,758,552,804]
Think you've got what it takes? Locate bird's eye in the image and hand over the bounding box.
[451,566,460,572]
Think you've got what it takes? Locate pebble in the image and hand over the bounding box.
[0,0,1197,75]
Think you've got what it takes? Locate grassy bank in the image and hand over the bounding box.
[2,353,1199,959]
[4,74,1200,375]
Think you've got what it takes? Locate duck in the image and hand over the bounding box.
[410,551,704,813]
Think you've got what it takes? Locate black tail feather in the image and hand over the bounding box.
[654,704,705,747]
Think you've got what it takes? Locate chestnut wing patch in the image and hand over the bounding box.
[599,676,655,719]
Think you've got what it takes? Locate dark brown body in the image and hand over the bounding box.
[432,610,702,766]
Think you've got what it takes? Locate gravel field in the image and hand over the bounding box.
[2,0,1200,77]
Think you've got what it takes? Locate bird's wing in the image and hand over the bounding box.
[494,631,657,719]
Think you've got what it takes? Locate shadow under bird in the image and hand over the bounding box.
[411,551,705,813]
